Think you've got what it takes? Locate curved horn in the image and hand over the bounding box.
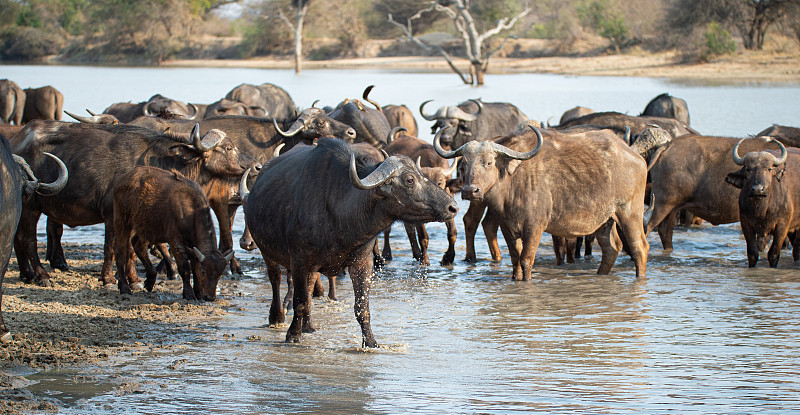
[380,149,389,160]
[349,153,403,190]
[311,99,320,108]
[419,100,437,121]
[387,126,407,144]
[186,103,199,120]
[273,143,285,158]
[433,126,463,159]
[732,138,746,166]
[192,247,206,262]
[144,101,155,117]
[239,168,251,206]
[770,138,788,166]
[273,116,302,137]
[223,249,234,262]
[468,98,483,115]
[35,152,69,196]
[86,109,98,116]
[449,105,479,122]
[623,126,631,146]
[416,156,423,173]
[445,157,458,177]
[362,85,382,112]
[191,124,215,152]
[491,125,543,160]
[65,110,99,124]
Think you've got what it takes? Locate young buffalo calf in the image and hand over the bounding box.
[113,166,232,300]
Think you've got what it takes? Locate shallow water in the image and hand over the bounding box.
[3,65,800,413]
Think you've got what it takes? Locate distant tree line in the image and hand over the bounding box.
[1,0,799,64]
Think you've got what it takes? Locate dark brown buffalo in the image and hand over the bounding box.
[0,80,25,126]
[755,124,800,148]
[559,106,594,125]
[383,104,418,137]
[113,166,233,299]
[204,99,268,119]
[646,135,782,249]
[382,127,458,265]
[436,125,649,279]
[103,94,199,123]
[329,85,391,148]
[0,134,67,342]
[641,93,690,126]
[22,86,63,123]
[225,83,297,121]
[422,98,529,151]
[241,137,458,347]
[726,139,800,267]
[11,121,254,286]
[557,111,698,138]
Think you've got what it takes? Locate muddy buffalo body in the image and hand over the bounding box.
[11,121,253,287]
[725,139,800,267]
[0,133,67,341]
[436,126,649,279]
[382,127,458,266]
[242,137,458,347]
[646,135,783,249]
[113,166,233,299]
[641,93,691,126]
[22,86,64,123]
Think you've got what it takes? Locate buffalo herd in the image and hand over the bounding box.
[0,79,798,347]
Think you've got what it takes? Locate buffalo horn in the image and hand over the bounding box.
[311,99,320,108]
[732,138,747,166]
[223,249,234,262]
[416,156,423,173]
[770,137,789,166]
[362,85,382,113]
[192,247,206,262]
[15,152,69,196]
[491,125,543,160]
[433,126,462,159]
[419,100,438,121]
[273,116,302,137]
[445,157,459,177]
[144,101,155,117]
[190,124,209,151]
[65,110,98,124]
[623,126,631,146]
[86,109,97,116]
[239,168,251,206]
[387,126,407,144]
[273,143,286,158]
[187,103,199,120]
[349,154,404,190]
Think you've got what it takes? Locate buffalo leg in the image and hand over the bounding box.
[286,265,314,343]
[348,246,378,348]
[740,221,760,267]
[417,224,430,266]
[209,199,240,276]
[463,201,484,262]
[584,234,595,257]
[440,218,457,266]
[553,235,567,265]
[327,274,338,301]
[132,237,158,292]
[283,271,293,311]
[312,272,325,297]
[382,226,392,262]
[595,221,623,275]
[482,210,502,261]
[14,209,50,285]
[267,262,285,325]
[615,206,650,278]
[226,204,243,275]
[45,218,69,271]
[656,210,679,251]
[112,211,136,295]
[518,226,545,281]
[768,226,790,268]
[100,219,119,286]
[153,243,176,280]
[791,231,800,262]
[403,222,422,262]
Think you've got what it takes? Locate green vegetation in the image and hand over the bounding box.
[0,0,798,64]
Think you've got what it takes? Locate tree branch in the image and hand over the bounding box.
[277,8,295,31]
[477,8,531,44]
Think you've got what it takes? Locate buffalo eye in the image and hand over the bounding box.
[405,175,415,186]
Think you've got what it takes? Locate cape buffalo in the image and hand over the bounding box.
[755,124,800,148]
[103,94,199,123]
[421,98,529,151]
[11,121,255,286]
[22,86,63,123]
[559,106,594,125]
[556,111,698,138]
[646,135,782,249]
[0,80,25,126]
[0,134,67,342]
[204,99,268,119]
[383,104,418,137]
[241,137,458,347]
[225,83,297,121]
[641,93,690,126]
[726,139,800,267]
[436,125,649,279]
[113,166,233,299]
[329,85,391,149]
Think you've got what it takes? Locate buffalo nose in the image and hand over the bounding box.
[461,185,480,199]
[751,184,766,196]
[448,202,459,215]
[346,128,357,141]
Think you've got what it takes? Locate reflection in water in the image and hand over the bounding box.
[3,66,799,413]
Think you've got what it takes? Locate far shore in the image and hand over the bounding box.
[162,50,800,83]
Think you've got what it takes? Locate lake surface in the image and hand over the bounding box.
[3,65,800,414]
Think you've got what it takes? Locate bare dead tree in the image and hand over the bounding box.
[388,0,530,85]
[278,0,312,74]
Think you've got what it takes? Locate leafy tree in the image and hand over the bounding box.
[577,0,629,52]
[704,21,736,56]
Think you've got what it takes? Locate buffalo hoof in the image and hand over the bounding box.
[229,257,243,276]
[302,325,317,334]
[269,311,286,326]
[1,332,12,344]
[118,285,133,296]
[50,260,69,272]
[440,251,455,266]
[362,338,379,348]
[285,333,301,343]
[382,253,393,263]
[464,254,477,263]
[36,277,52,287]
[144,275,157,292]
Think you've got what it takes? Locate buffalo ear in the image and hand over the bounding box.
[726,169,746,189]
[168,144,202,163]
